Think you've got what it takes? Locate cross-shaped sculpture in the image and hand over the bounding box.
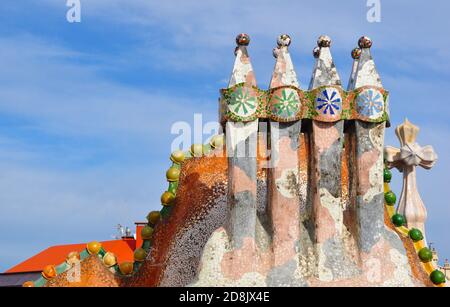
[385,119,438,240]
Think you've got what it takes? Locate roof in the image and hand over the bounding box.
[6,238,136,273]
[0,272,41,287]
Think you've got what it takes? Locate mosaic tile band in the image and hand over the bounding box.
[220,83,389,123]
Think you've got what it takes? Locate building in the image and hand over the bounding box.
[442,260,450,281]
[3,34,448,287]
[0,223,146,287]
[431,248,450,282]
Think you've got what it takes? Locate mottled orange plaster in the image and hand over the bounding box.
[312,122,342,243]
[314,200,337,243]
[46,256,119,287]
[240,52,250,65]
[221,237,272,280]
[306,237,409,287]
[357,148,380,196]
[273,136,299,169]
[230,165,257,194]
[313,121,340,154]
[359,237,396,284]
[269,135,301,266]
[270,197,300,266]
[127,154,228,286]
[245,71,256,87]
[270,52,287,88]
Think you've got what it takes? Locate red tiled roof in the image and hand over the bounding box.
[6,238,136,273]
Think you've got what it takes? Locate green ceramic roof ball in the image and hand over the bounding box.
[161,191,175,206]
[190,144,204,157]
[383,168,392,183]
[141,225,154,240]
[134,248,147,262]
[210,135,224,149]
[166,167,180,182]
[408,228,424,242]
[391,214,406,227]
[418,247,433,262]
[385,191,397,205]
[170,150,185,164]
[430,270,446,285]
[147,211,161,225]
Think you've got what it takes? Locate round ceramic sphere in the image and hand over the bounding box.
[418,247,433,262]
[161,191,175,206]
[119,262,134,275]
[409,228,424,242]
[141,225,154,240]
[42,265,57,280]
[272,47,280,59]
[351,48,362,60]
[317,35,331,48]
[147,211,161,225]
[277,34,291,47]
[86,241,102,255]
[391,214,406,227]
[383,168,392,183]
[210,135,224,149]
[236,33,250,46]
[23,281,35,287]
[190,144,204,157]
[385,191,397,205]
[430,270,446,285]
[358,36,372,49]
[103,252,117,267]
[313,47,321,58]
[166,167,180,182]
[134,248,147,262]
[170,150,185,164]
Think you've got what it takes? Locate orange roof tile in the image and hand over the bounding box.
[6,238,136,273]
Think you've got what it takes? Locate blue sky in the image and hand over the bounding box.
[0,0,449,271]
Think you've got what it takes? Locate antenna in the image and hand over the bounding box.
[117,224,125,237]
[111,224,126,239]
[112,224,134,239]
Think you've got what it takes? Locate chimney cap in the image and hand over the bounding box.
[236,33,250,46]
[313,46,321,58]
[277,34,291,47]
[358,36,373,49]
[351,48,362,60]
[317,35,331,48]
